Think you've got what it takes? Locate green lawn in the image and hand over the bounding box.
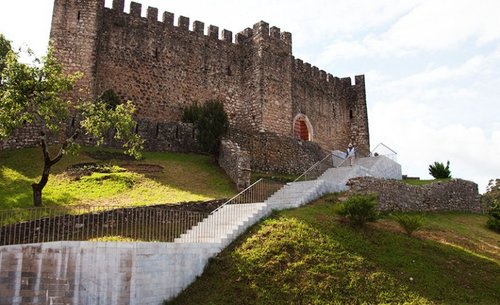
[403,178,451,186]
[0,146,236,209]
[166,194,500,305]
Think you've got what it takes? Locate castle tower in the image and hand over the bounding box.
[50,0,104,101]
[350,75,370,154]
[249,21,294,135]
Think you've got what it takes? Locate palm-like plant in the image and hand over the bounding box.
[428,161,451,179]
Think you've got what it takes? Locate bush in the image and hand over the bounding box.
[338,194,378,227]
[98,89,121,110]
[486,203,500,233]
[181,102,201,123]
[482,179,500,233]
[182,100,229,155]
[428,161,451,179]
[393,214,424,236]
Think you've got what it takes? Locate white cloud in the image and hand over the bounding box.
[318,0,500,62]
[371,99,500,193]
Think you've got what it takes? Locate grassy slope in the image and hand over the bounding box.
[0,147,236,209]
[167,194,500,305]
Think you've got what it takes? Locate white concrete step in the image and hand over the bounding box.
[174,202,267,244]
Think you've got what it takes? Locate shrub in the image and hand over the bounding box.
[338,194,379,227]
[181,102,201,123]
[182,100,229,155]
[486,203,500,233]
[482,179,500,233]
[393,214,424,236]
[98,89,121,110]
[428,161,451,179]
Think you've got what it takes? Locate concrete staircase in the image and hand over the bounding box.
[174,155,401,249]
[174,202,268,249]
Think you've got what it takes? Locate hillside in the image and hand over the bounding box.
[0,147,236,209]
[166,194,500,305]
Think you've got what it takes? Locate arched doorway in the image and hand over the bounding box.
[293,114,313,141]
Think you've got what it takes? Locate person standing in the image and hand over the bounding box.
[346,143,355,166]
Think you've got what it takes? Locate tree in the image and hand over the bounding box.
[428,160,451,179]
[0,34,12,84]
[483,179,500,233]
[0,42,143,207]
[182,100,229,154]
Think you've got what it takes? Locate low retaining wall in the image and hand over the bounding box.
[0,241,220,305]
[218,139,251,190]
[228,129,326,175]
[347,177,481,212]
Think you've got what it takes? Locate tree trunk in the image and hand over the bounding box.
[31,183,43,207]
[32,131,78,207]
[32,161,52,207]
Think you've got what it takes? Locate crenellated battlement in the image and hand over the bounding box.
[292,57,364,89]
[106,0,291,46]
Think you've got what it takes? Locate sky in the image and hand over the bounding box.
[0,0,499,193]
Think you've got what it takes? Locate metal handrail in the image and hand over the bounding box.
[0,205,210,246]
[294,152,346,182]
[211,178,264,214]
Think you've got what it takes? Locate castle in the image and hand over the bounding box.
[3,0,370,178]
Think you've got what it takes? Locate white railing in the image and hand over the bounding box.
[371,143,398,161]
[294,151,347,182]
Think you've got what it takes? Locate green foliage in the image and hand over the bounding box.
[0,40,143,205]
[392,213,424,236]
[0,33,12,82]
[486,203,500,233]
[182,100,229,154]
[0,46,79,138]
[428,160,451,179]
[98,89,121,110]
[181,102,201,123]
[338,194,379,227]
[482,179,500,232]
[80,100,143,159]
[482,178,500,209]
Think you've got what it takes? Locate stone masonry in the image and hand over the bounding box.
[36,0,370,174]
[347,177,482,212]
[218,139,251,190]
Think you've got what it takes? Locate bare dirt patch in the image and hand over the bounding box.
[121,163,164,174]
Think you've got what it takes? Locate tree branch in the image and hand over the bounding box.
[49,130,79,166]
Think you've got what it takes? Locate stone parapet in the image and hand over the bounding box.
[347,177,482,212]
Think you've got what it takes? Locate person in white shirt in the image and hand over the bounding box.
[346,143,355,166]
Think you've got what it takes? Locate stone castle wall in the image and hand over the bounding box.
[347,177,482,212]
[1,0,370,177]
[48,0,369,153]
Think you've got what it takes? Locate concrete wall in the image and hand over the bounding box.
[0,241,220,305]
[347,177,482,212]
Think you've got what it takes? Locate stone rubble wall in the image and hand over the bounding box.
[218,139,251,190]
[347,177,482,212]
[228,129,326,175]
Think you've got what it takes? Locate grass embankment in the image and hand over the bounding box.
[167,194,500,305]
[0,147,236,209]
